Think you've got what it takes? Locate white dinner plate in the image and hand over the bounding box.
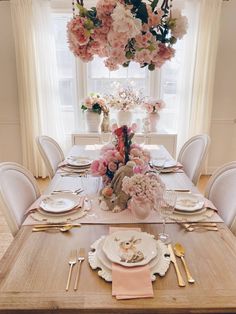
[97,236,161,271]
[152,159,177,169]
[39,193,80,214]
[175,192,205,212]
[102,230,157,267]
[66,157,91,167]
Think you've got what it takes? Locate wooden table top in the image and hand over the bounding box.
[0,144,235,313]
[0,223,236,314]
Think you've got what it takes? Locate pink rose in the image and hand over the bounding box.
[91,159,107,176]
[108,161,118,172]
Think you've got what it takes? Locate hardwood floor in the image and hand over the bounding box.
[0,175,210,259]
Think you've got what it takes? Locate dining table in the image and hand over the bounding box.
[0,144,236,314]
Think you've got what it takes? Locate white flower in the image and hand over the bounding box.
[170,9,188,39]
[111,3,142,38]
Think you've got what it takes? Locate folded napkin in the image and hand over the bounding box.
[204,198,217,211]
[110,227,154,300]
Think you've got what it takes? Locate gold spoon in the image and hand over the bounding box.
[174,243,195,284]
[32,225,73,232]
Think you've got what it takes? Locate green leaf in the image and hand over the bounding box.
[136,3,148,24]
[131,0,142,7]
[151,0,159,11]
[81,104,87,111]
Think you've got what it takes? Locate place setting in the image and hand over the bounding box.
[150,159,184,174]
[23,191,91,229]
[168,192,219,224]
[58,156,92,177]
[88,228,171,299]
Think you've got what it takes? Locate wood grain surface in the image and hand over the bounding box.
[0,223,236,314]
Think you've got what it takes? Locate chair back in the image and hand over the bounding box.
[178,134,210,185]
[36,136,64,178]
[0,162,40,236]
[205,161,236,230]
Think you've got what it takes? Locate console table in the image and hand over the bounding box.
[71,132,177,157]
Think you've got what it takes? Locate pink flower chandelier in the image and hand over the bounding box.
[67,0,188,71]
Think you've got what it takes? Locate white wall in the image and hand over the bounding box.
[208,0,236,173]
[0,1,22,163]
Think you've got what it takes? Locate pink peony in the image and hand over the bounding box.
[91,159,107,176]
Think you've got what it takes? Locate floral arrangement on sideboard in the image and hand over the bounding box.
[91,125,150,184]
[81,93,109,114]
[143,98,166,114]
[67,0,188,71]
[105,86,144,111]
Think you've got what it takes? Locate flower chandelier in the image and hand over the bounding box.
[67,0,188,71]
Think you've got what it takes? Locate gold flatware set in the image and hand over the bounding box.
[181,222,218,232]
[168,243,195,287]
[66,249,85,291]
[32,223,81,233]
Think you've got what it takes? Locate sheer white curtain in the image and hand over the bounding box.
[189,0,222,137]
[11,0,65,177]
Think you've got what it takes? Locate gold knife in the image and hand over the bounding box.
[168,244,186,287]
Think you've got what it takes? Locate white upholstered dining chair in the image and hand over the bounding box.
[0,162,40,236]
[36,135,64,179]
[205,161,236,234]
[177,134,210,185]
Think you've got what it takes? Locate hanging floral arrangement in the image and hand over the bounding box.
[67,0,188,71]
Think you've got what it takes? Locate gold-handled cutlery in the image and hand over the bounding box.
[32,225,73,233]
[32,223,81,233]
[66,250,77,291]
[174,243,195,284]
[182,223,218,232]
[168,244,186,287]
[74,248,85,291]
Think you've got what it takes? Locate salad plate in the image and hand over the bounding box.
[152,159,177,169]
[66,157,91,167]
[175,192,205,213]
[102,230,157,267]
[39,193,81,214]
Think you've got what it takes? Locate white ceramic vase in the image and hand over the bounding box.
[148,112,160,133]
[117,110,133,127]
[128,197,152,220]
[85,110,102,133]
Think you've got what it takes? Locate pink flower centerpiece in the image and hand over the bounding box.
[90,125,151,184]
[122,171,166,219]
[67,0,188,71]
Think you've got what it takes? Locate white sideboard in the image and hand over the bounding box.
[71,132,177,158]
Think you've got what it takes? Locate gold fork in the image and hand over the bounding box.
[66,250,77,291]
[74,248,85,291]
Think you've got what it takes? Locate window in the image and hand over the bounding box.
[52,13,77,134]
[51,1,197,140]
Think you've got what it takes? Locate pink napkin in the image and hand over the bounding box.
[110,227,154,300]
[204,198,217,211]
[172,162,184,173]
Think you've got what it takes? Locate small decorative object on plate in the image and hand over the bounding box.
[88,232,171,282]
[102,230,157,267]
[67,0,188,71]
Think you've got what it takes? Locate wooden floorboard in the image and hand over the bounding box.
[0,175,209,259]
